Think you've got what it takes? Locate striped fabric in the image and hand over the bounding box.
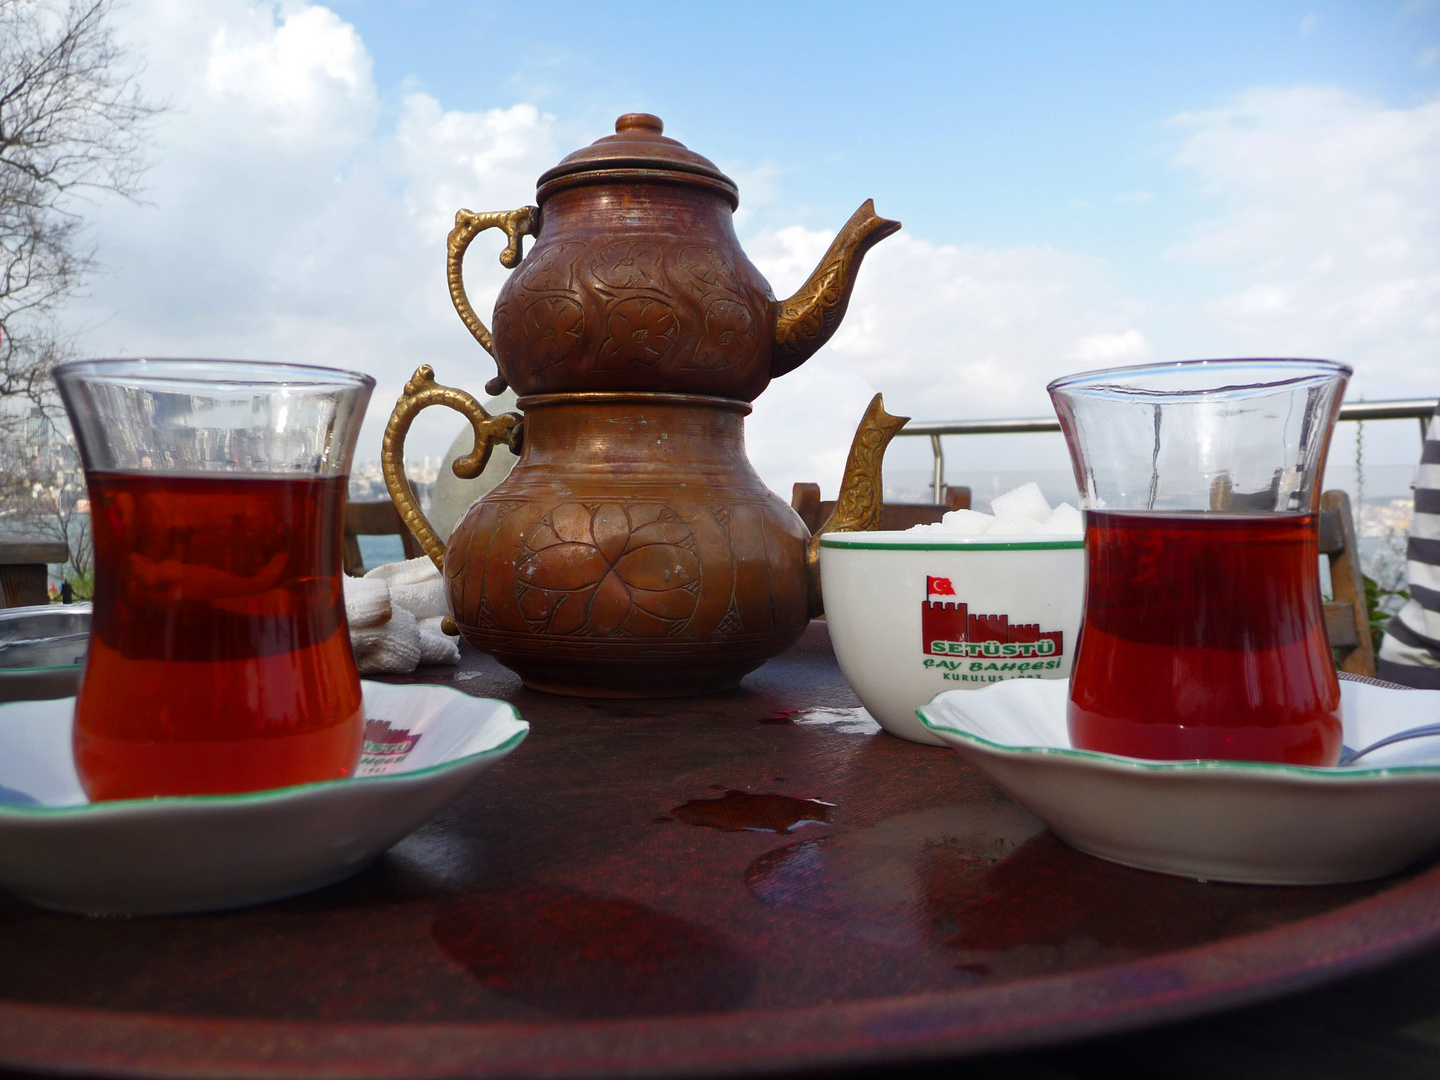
[1377,400,1440,688]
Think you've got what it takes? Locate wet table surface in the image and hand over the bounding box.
[4,621,1440,1078]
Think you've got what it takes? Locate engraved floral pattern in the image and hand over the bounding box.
[516,241,586,292]
[678,245,736,291]
[516,503,700,637]
[596,297,679,369]
[593,242,663,290]
[687,298,754,370]
[521,295,585,367]
[492,306,515,359]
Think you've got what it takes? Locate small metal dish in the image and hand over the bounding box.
[0,604,90,703]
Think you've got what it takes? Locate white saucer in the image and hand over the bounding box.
[0,682,527,915]
[918,678,1440,885]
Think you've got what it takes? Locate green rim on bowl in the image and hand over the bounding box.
[820,532,1083,551]
[0,700,528,817]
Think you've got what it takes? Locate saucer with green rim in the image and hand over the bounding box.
[919,677,1440,885]
[0,681,527,915]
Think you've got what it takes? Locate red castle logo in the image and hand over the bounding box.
[922,576,1063,659]
[362,718,421,761]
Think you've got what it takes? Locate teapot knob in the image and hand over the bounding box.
[616,112,664,135]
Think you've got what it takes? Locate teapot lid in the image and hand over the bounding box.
[536,113,740,209]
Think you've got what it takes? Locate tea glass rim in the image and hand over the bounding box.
[1047,357,1352,398]
[53,357,375,393]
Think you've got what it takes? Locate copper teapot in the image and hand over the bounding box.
[382,114,905,697]
[449,112,899,400]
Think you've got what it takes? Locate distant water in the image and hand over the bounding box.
[357,534,405,572]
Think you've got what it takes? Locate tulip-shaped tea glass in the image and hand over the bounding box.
[1048,359,1351,766]
[55,359,374,800]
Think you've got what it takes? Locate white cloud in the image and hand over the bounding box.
[717,159,788,228]
[1114,189,1152,203]
[1419,45,1440,69]
[741,226,1152,495]
[205,4,374,148]
[1067,329,1154,365]
[747,226,1150,421]
[88,0,383,342]
[70,1,561,462]
[1168,86,1440,399]
[395,94,559,238]
[745,352,882,505]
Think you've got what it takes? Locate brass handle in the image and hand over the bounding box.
[805,393,909,617]
[381,365,521,571]
[447,207,539,388]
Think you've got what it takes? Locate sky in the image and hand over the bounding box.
[60,0,1440,502]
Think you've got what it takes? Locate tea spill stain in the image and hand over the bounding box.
[670,790,834,834]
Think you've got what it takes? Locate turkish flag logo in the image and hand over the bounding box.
[927,576,956,598]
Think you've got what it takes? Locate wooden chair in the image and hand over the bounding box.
[1209,480,1375,677]
[1319,489,1376,677]
[343,495,424,577]
[0,535,68,607]
[790,483,972,535]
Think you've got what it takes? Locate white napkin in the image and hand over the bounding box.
[365,557,451,620]
[343,557,459,675]
[343,576,391,627]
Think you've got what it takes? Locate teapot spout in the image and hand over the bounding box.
[772,199,901,379]
[805,393,909,618]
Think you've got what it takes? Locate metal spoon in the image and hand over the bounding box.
[1339,723,1440,766]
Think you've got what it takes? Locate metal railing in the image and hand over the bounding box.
[900,398,1436,505]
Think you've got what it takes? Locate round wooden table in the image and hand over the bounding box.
[2,621,1439,1078]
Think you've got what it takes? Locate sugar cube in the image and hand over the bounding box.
[990,481,1052,523]
[938,509,995,534]
[1041,503,1083,535]
[986,513,1044,535]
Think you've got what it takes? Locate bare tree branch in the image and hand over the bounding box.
[0,0,158,408]
[0,0,158,589]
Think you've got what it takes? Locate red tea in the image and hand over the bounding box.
[1069,510,1341,765]
[75,471,363,800]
